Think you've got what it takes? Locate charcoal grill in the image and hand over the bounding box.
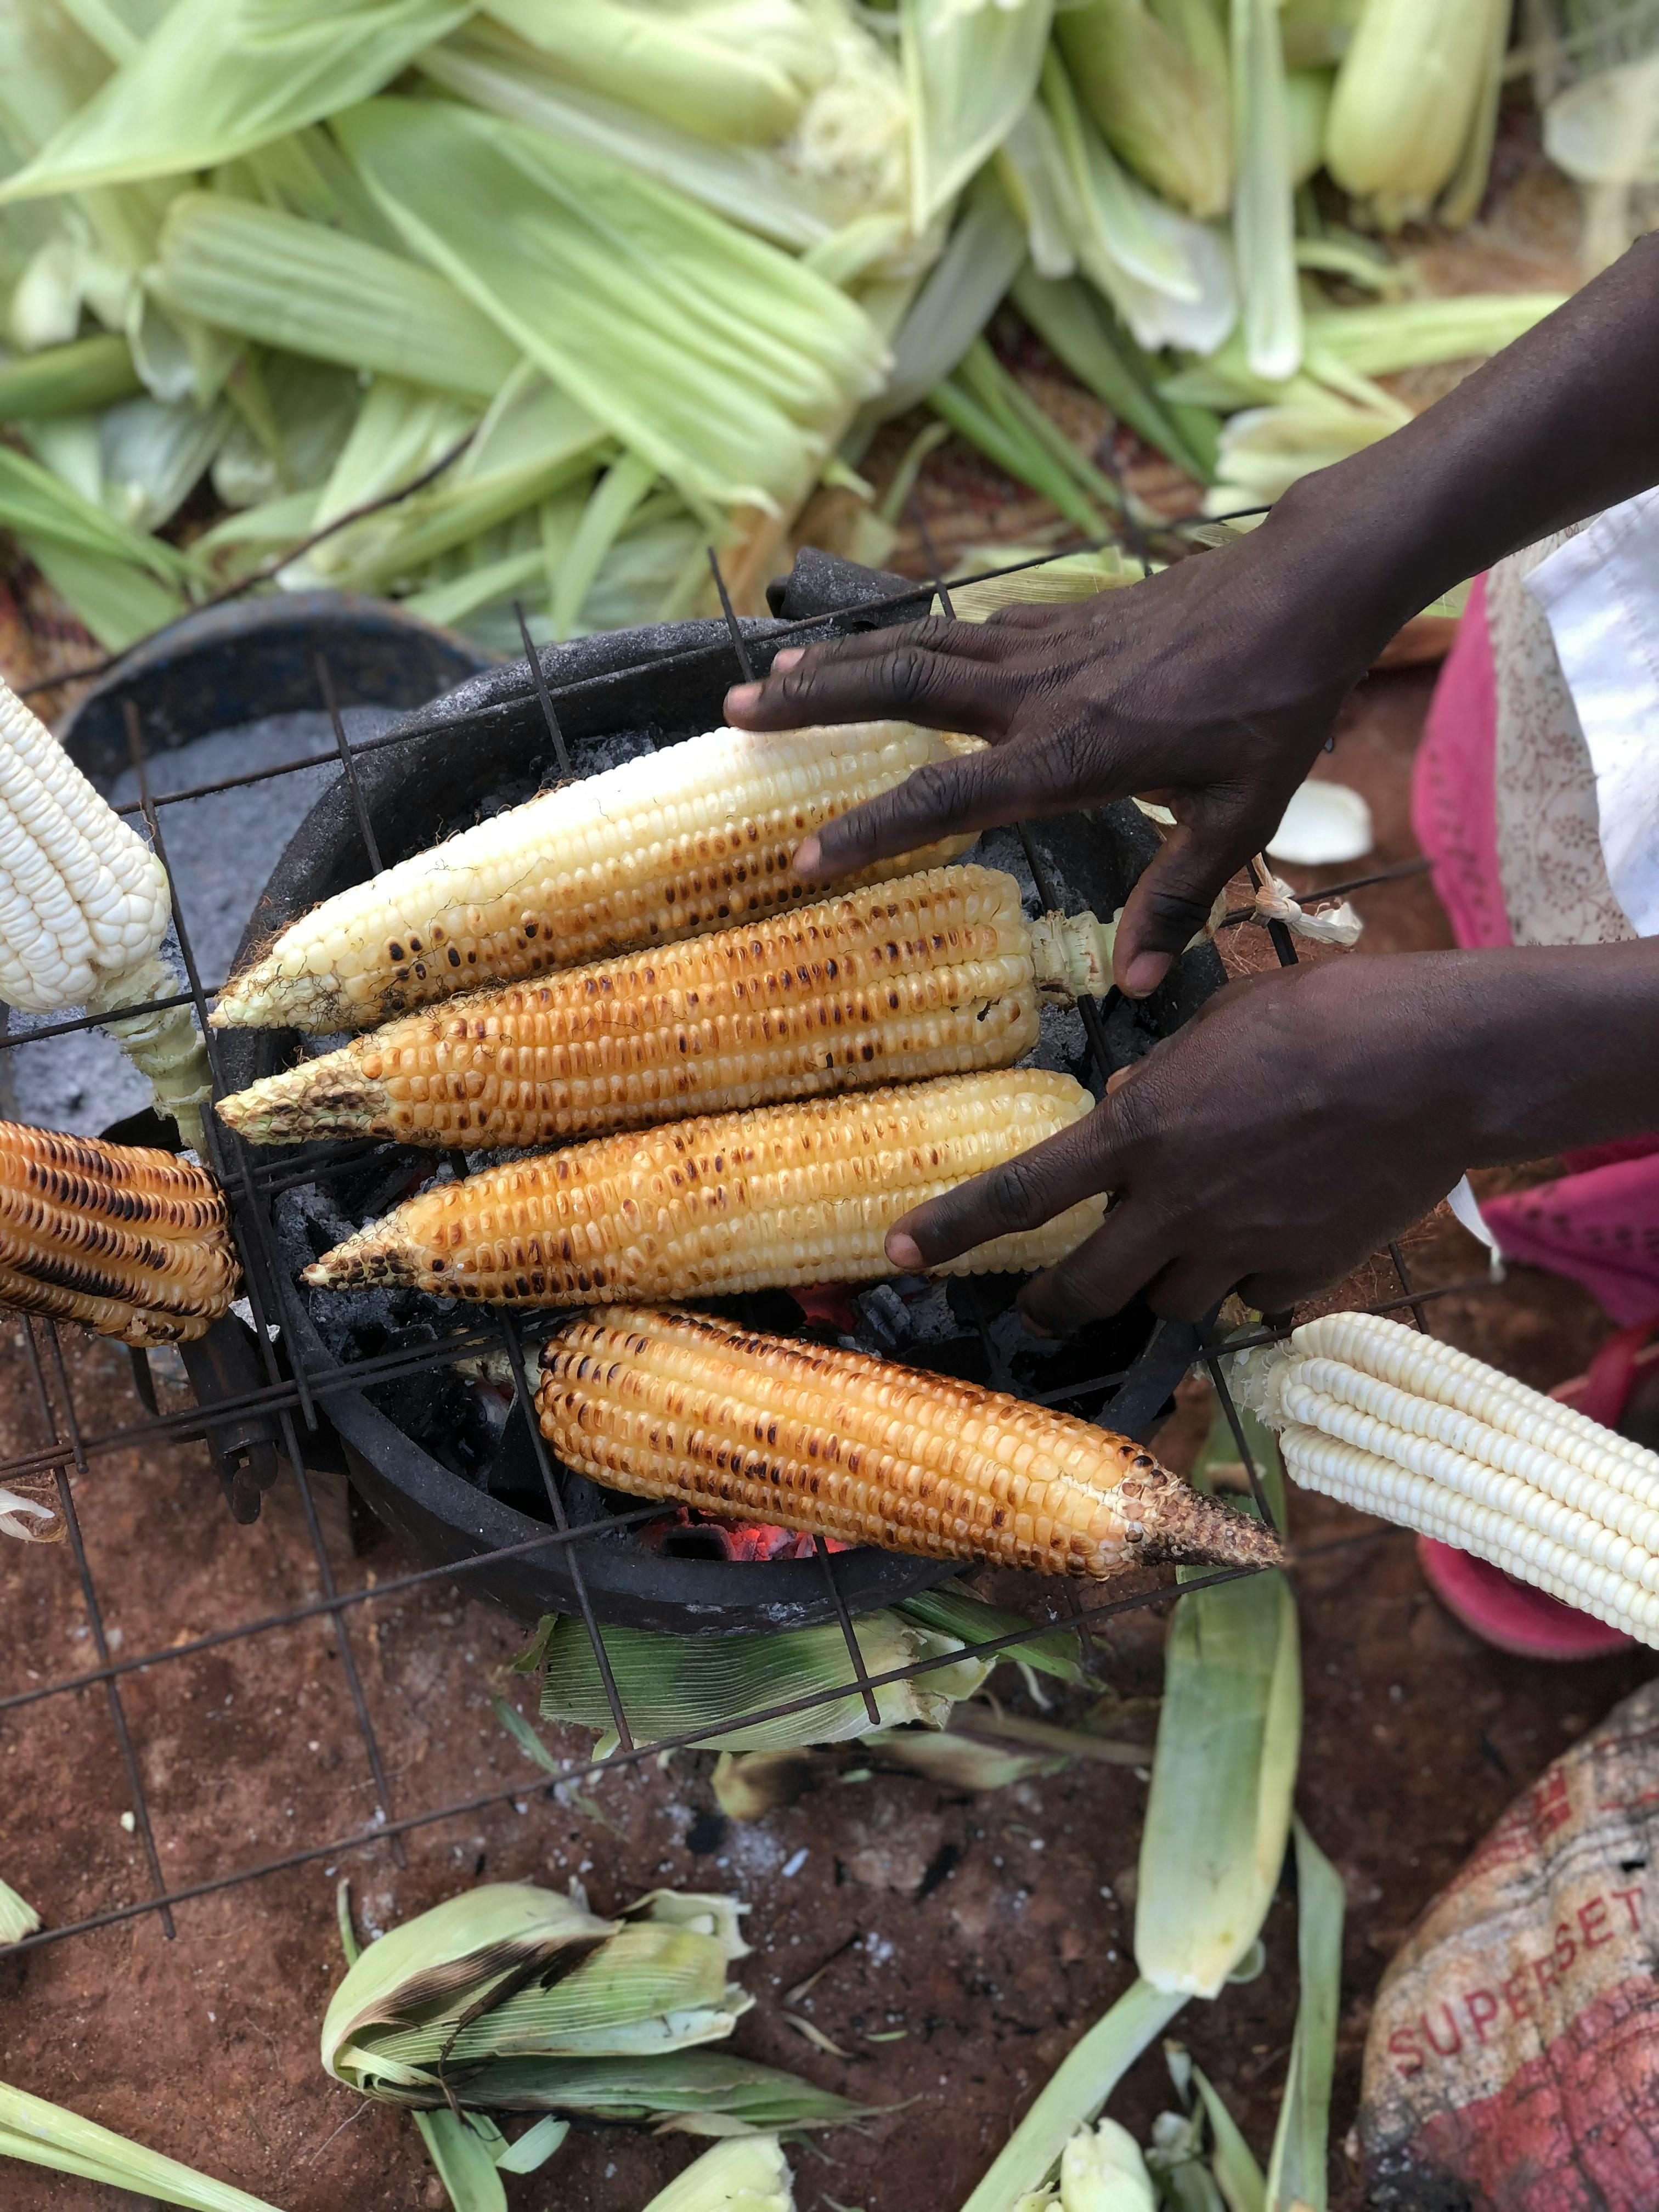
[198,552,1233,1634]
[0,531,1469,1967]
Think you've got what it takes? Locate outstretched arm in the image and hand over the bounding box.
[886,943,1659,1330]
[727,234,1659,998]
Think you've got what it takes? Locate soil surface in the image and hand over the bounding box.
[0,112,1638,2212]
[0,648,1643,2212]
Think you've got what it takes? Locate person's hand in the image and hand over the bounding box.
[884,956,1476,1330]
[726,510,1396,997]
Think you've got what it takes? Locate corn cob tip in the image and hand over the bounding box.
[1132,1479,1283,1571]
[218,1059,390,1147]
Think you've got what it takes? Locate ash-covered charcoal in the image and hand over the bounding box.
[1031,1000,1092,1084]
[472,726,657,825]
[854,1282,912,1353]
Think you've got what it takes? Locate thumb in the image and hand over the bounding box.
[1112,817,1245,997]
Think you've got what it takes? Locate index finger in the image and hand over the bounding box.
[885,1098,1124,1272]
[726,618,1024,738]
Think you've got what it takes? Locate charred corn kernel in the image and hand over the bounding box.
[211,721,986,1036]
[537,1306,1282,1578]
[1236,1310,1659,1648]
[217,866,1116,1150]
[0,1121,239,1346]
[303,1069,1108,1306]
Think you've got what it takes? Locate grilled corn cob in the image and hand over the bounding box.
[0,1120,238,1346]
[217,866,1115,1149]
[1234,1311,1659,1647]
[536,1306,1280,1577]
[303,1069,1107,1305]
[0,675,209,1148]
[211,721,986,1036]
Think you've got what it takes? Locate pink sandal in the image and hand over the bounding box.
[1415,1319,1659,1661]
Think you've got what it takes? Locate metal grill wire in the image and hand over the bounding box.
[0,536,1468,1968]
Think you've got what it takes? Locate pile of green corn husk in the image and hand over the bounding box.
[0,0,1617,661]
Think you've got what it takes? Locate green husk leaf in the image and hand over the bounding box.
[212,354,359,508]
[411,2108,509,2212]
[1231,0,1302,380]
[0,2078,285,2211]
[0,438,191,576]
[641,2135,794,2211]
[551,450,657,640]
[960,1980,1187,2212]
[860,176,1028,425]
[323,1883,621,2090]
[1188,2063,1266,2212]
[896,1585,1085,1683]
[929,371,1109,539]
[1200,391,1403,514]
[957,334,1128,515]
[492,2114,569,2175]
[1323,0,1502,227]
[862,1722,1069,1791]
[939,544,1149,623]
[1284,67,1334,189]
[0,1878,41,1945]
[0,333,139,418]
[1037,51,1236,355]
[1279,0,1361,70]
[421,14,910,265]
[1055,0,1233,218]
[535,1610,991,1757]
[1011,267,1213,479]
[902,0,1056,230]
[1147,2104,1226,2212]
[487,0,822,144]
[97,391,230,531]
[712,1746,838,1821]
[1263,1819,1344,2212]
[440,2047,870,2131]
[1134,1404,1300,1999]
[995,100,1077,280]
[0,0,474,202]
[336,95,887,516]
[149,193,521,402]
[1302,292,1564,375]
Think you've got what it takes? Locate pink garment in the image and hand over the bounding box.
[1412,583,1659,1323]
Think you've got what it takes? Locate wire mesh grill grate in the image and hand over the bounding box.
[0,536,1472,1969]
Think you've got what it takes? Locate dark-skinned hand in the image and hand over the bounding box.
[725,516,1382,998]
[884,956,1476,1329]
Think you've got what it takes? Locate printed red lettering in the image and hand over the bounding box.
[1554,1922,1577,1974]
[1578,1897,1612,1949]
[1533,1951,1560,1998]
[1612,1884,1644,1932]
[1502,1967,1533,2022]
[1389,2026,1424,2078]
[1421,2004,1463,2058]
[1466,1988,1500,2043]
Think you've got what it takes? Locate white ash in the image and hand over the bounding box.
[4,705,397,1136]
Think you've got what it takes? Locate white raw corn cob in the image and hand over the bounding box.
[1234,1310,1659,1646]
[211,720,986,1035]
[0,675,209,1148]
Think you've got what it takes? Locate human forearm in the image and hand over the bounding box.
[1416,941,1659,1169]
[883,945,1659,1328]
[1255,233,1659,661]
